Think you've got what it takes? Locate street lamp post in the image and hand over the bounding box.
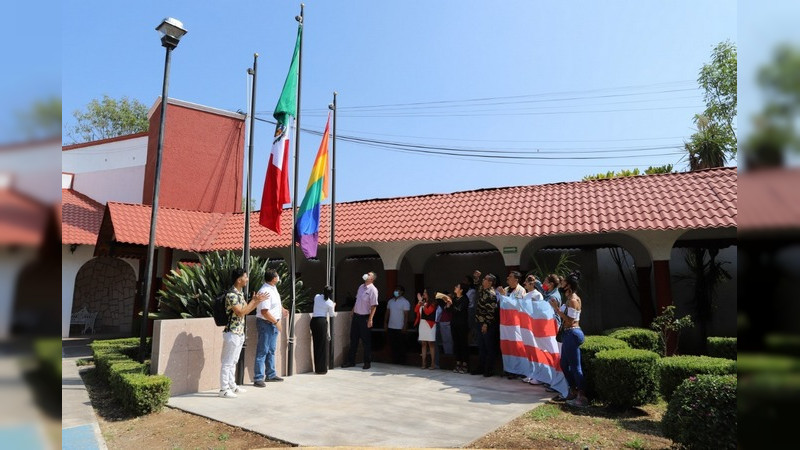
[139,17,187,362]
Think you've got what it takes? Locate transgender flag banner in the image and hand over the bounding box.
[498,294,569,397]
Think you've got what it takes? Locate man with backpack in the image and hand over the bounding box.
[219,268,264,399]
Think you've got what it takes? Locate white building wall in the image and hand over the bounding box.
[62,135,147,205]
[71,165,145,205]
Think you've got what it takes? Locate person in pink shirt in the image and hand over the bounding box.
[342,271,379,370]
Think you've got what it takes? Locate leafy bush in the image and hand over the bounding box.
[89,338,170,415]
[593,348,660,408]
[605,327,661,355]
[120,373,172,416]
[34,338,62,382]
[706,336,736,360]
[580,336,630,398]
[663,374,736,449]
[658,355,736,401]
[155,251,312,318]
[738,371,800,449]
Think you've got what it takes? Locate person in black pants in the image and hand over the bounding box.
[444,282,471,374]
[384,286,411,364]
[474,273,498,377]
[310,286,336,374]
[343,272,379,369]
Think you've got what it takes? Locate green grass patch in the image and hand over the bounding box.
[623,437,646,449]
[76,358,93,366]
[526,404,562,421]
[548,431,579,443]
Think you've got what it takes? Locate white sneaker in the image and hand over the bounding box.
[233,386,246,393]
[528,379,544,385]
[521,377,532,383]
[219,389,237,398]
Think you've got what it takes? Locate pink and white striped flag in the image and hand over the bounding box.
[498,293,569,396]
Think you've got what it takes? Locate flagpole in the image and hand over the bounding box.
[287,3,304,377]
[328,91,337,370]
[236,53,258,386]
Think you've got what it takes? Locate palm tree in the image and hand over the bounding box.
[685,115,728,171]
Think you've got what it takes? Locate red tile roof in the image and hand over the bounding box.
[101,167,738,252]
[738,167,800,234]
[0,188,49,246]
[61,189,105,245]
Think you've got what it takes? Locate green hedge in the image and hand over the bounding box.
[707,337,736,360]
[658,355,737,401]
[580,336,630,399]
[739,372,800,449]
[89,338,168,416]
[605,328,661,355]
[593,348,660,408]
[34,338,62,382]
[663,374,737,449]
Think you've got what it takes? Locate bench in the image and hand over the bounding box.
[70,306,98,334]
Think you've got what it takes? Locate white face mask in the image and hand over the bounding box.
[362,273,369,281]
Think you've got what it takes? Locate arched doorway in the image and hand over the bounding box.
[71,257,136,335]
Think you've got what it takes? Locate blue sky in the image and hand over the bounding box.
[60,1,738,204]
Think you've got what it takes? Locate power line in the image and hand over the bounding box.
[253,116,683,160]
[291,80,697,113]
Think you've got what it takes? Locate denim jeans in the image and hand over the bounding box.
[560,327,585,392]
[476,324,498,375]
[254,319,279,381]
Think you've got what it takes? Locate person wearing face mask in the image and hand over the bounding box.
[342,271,379,369]
[253,268,289,387]
[384,285,410,364]
[311,285,336,374]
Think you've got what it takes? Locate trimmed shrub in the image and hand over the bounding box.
[739,372,800,449]
[606,328,661,355]
[663,374,736,449]
[580,336,630,398]
[108,360,147,393]
[119,373,171,416]
[34,338,62,382]
[658,355,736,401]
[707,337,736,360]
[88,338,169,415]
[593,348,660,408]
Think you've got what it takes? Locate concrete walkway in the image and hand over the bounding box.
[169,363,551,448]
[62,339,107,450]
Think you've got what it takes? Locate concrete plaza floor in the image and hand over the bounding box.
[169,362,551,448]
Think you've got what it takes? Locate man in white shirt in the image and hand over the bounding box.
[384,285,410,364]
[253,268,289,387]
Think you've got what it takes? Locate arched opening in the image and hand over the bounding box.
[670,227,738,354]
[71,256,136,335]
[519,234,655,334]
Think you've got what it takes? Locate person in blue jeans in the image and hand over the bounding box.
[253,268,289,387]
[549,270,587,408]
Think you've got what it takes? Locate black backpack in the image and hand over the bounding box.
[213,288,235,327]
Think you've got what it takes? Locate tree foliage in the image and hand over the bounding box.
[67,95,149,143]
[16,96,61,139]
[743,44,800,167]
[582,164,673,181]
[697,40,737,154]
[683,41,737,170]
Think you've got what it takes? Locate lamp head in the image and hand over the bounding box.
[156,17,187,49]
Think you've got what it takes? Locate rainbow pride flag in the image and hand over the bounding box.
[295,115,330,258]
